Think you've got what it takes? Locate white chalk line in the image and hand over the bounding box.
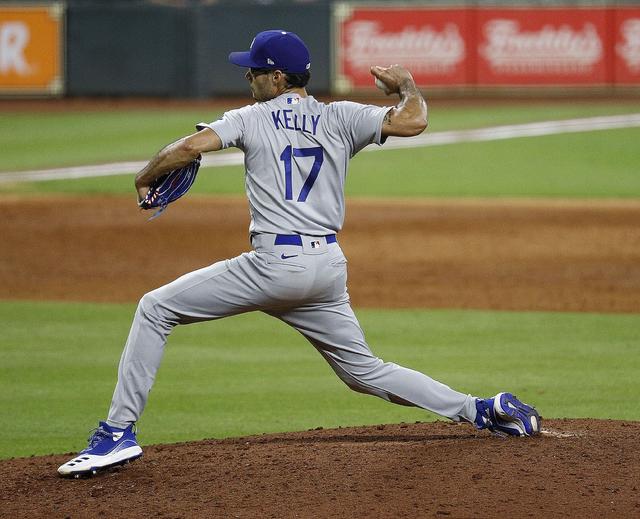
[540,428,582,438]
[1,113,639,183]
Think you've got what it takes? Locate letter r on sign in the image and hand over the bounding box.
[0,22,31,75]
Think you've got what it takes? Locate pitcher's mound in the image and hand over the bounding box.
[1,419,638,518]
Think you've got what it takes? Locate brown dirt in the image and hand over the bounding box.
[1,420,639,518]
[1,195,640,312]
[1,194,639,518]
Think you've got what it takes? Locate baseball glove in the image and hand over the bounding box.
[138,155,201,219]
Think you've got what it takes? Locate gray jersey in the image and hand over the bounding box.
[98,81,480,470]
[198,94,390,235]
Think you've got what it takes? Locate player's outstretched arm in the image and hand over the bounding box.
[371,65,428,138]
[135,128,223,201]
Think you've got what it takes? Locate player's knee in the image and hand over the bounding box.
[340,375,370,395]
[337,358,388,390]
[138,290,173,326]
[334,367,377,395]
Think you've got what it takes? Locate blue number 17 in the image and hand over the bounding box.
[279,145,324,202]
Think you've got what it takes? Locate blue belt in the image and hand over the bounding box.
[274,234,337,246]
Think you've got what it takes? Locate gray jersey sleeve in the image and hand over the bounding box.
[197,106,251,150]
[332,101,390,157]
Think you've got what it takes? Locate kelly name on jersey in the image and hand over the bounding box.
[271,109,321,136]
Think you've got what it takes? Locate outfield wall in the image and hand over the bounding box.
[0,1,639,97]
[65,2,332,97]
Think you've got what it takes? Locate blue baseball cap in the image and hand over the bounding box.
[229,30,311,74]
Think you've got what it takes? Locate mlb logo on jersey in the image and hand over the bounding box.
[287,97,300,105]
[311,240,321,248]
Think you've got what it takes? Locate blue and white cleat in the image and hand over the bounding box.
[57,422,142,477]
[475,392,541,437]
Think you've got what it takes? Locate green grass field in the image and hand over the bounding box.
[3,128,639,198]
[1,99,639,459]
[1,301,638,459]
[2,100,640,198]
[1,100,639,172]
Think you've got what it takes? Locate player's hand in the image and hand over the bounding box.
[136,185,150,204]
[370,65,416,95]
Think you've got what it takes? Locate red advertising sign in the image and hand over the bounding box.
[333,4,640,91]
[334,6,472,91]
[476,8,609,85]
[614,8,640,84]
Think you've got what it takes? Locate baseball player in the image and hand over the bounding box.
[58,30,540,477]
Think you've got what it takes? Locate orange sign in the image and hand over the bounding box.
[0,4,64,94]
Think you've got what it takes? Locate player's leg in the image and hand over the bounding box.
[271,300,540,435]
[107,252,270,428]
[268,240,540,436]
[271,299,541,435]
[58,251,270,476]
[269,299,478,423]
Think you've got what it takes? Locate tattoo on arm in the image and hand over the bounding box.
[398,81,425,113]
[381,80,427,137]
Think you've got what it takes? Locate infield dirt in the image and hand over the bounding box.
[1,195,639,518]
[2,195,640,312]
